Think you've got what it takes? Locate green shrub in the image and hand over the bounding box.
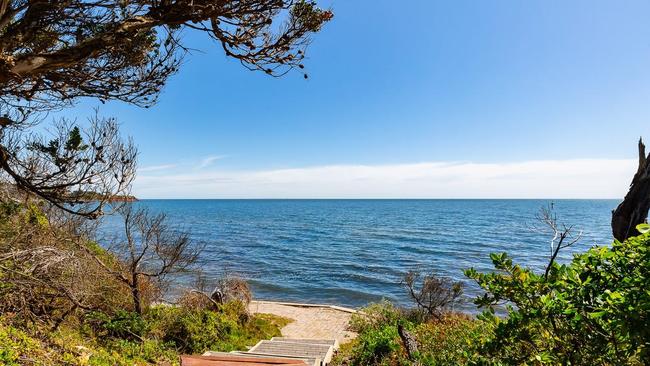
[1,301,287,366]
[465,227,650,365]
[87,310,149,341]
[0,315,180,365]
[0,319,42,366]
[26,203,49,227]
[337,302,485,366]
[94,338,179,366]
[148,305,239,352]
[415,313,486,366]
[146,301,285,353]
[343,302,404,365]
[353,324,401,365]
[349,301,404,334]
[0,200,287,364]
[0,200,21,219]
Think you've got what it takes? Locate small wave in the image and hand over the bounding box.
[98,199,617,308]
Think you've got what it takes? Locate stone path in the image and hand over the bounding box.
[249,301,357,344]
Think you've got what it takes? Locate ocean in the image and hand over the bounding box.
[97,199,618,311]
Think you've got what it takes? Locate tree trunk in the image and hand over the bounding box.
[612,138,650,242]
[132,273,142,314]
[398,323,419,364]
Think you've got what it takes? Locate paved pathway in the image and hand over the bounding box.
[249,301,357,344]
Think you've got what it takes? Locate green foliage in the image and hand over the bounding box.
[291,1,334,32]
[0,201,22,240]
[0,198,287,365]
[147,305,240,353]
[340,228,650,366]
[50,323,178,366]
[637,223,650,234]
[89,338,179,366]
[349,302,405,334]
[414,314,486,366]
[354,325,401,365]
[342,303,405,366]
[0,200,48,228]
[465,228,650,365]
[64,126,88,152]
[87,310,149,341]
[27,126,90,172]
[30,126,88,158]
[146,301,285,353]
[0,315,178,366]
[0,200,21,219]
[0,319,42,366]
[336,302,485,366]
[26,203,49,227]
[0,302,287,366]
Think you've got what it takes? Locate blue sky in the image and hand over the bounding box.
[63,1,650,198]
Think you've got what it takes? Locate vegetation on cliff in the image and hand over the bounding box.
[0,200,288,365]
[333,224,649,366]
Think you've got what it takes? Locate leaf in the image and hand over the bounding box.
[65,126,86,151]
[589,311,607,319]
[636,223,650,234]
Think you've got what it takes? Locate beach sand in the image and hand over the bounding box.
[249,301,357,344]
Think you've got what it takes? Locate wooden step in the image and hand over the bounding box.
[270,338,337,347]
[228,351,319,366]
[248,340,334,365]
[183,354,309,366]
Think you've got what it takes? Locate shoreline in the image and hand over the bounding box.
[251,300,358,314]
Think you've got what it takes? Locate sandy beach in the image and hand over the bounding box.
[249,301,358,344]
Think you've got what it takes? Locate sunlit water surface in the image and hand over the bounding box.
[97,199,617,311]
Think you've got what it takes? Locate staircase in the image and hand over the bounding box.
[184,300,354,366]
[197,337,339,366]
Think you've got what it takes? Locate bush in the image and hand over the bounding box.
[0,201,135,323]
[0,318,42,366]
[0,301,289,366]
[146,301,286,353]
[0,199,289,365]
[0,314,178,366]
[464,227,650,365]
[349,301,405,334]
[336,302,485,366]
[402,270,464,321]
[87,310,149,341]
[353,324,401,365]
[177,275,253,313]
[414,313,485,366]
[148,305,241,352]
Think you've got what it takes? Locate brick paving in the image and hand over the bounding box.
[249,301,357,344]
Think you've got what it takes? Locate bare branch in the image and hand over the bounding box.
[0,111,137,218]
[532,204,583,279]
[101,204,204,313]
[0,1,332,114]
[402,270,463,320]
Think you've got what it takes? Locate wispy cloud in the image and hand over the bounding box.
[197,155,227,169]
[133,159,636,199]
[139,164,177,172]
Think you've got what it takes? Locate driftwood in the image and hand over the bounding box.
[612,138,650,242]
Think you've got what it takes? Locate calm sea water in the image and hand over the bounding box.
[97,199,618,311]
